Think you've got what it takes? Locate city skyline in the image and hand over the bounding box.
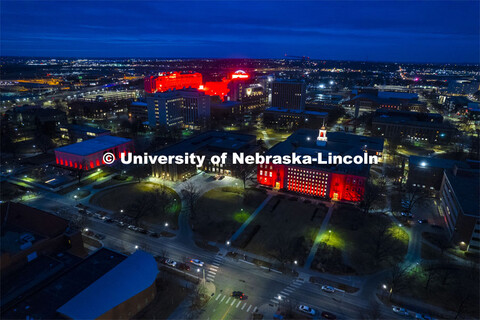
[1,1,479,63]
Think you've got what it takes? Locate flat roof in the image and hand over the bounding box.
[156,130,256,156]
[2,248,126,319]
[265,107,328,116]
[267,129,383,175]
[446,169,480,217]
[55,135,131,156]
[57,250,158,319]
[409,156,469,169]
[63,124,110,134]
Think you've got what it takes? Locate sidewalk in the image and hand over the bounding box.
[303,202,335,270]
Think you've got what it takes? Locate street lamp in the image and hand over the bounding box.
[135,245,139,249]
[120,209,124,213]
[226,241,231,246]
[294,260,298,265]
[165,222,169,227]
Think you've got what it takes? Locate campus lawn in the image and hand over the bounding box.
[90,182,181,228]
[233,196,328,265]
[317,204,409,275]
[192,187,268,243]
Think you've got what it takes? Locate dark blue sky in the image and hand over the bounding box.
[1,1,479,63]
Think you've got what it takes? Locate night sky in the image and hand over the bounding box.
[1,1,479,63]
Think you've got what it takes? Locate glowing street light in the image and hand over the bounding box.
[165,222,169,227]
[226,241,231,246]
[135,245,139,249]
[120,209,124,213]
[382,284,387,289]
[294,260,298,265]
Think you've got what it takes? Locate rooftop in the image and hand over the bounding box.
[267,128,383,175]
[57,250,158,319]
[445,166,480,217]
[3,248,126,319]
[265,107,328,116]
[55,135,131,156]
[62,124,110,134]
[156,130,257,156]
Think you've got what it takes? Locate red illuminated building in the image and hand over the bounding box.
[144,72,203,94]
[54,135,133,170]
[257,128,384,202]
[144,70,250,101]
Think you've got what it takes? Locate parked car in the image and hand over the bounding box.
[298,305,315,316]
[392,306,409,316]
[321,285,335,293]
[231,291,247,300]
[165,259,177,267]
[321,311,337,319]
[137,228,148,234]
[190,259,204,267]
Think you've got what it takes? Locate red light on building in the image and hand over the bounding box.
[200,79,230,101]
[144,72,203,93]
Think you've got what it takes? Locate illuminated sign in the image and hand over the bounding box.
[230,70,249,79]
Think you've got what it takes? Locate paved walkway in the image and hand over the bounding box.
[229,194,273,242]
[303,202,335,270]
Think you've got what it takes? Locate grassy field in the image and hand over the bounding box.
[233,196,328,265]
[319,204,409,274]
[192,187,268,243]
[90,182,181,228]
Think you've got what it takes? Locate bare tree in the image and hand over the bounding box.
[34,133,55,154]
[128,194,155,224]
[182,181,201,219]
[402,185,429,214]
[237,163,256,189]
[388,264,410,300]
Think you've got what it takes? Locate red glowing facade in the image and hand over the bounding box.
[257,164,366,202]
[54,136,134,171]
[144,72,203,94]
[144,70,250,101]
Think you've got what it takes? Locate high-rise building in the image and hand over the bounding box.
[271,79,306,110]
[147,89,210,128]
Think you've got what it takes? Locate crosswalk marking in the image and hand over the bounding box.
[283,287,294,293]
[225,297,231,304]
[270,299,277,304]
[231,299,235,306]
[247,305,252,312]
[279,291,290,296]
[220,295,226,302]
[215,294,221,301]
[236,300,241,308]
[212,263,220,267]
[207,270,216,275]
[241,303,246,310]
[210,266,218,270]
[253,307,258,313]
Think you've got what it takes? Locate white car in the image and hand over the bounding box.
[190,259,204,267]
[321,285,335,293]
[165,259,177,267]
[298,305,316,316]
[392,306,409,316]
